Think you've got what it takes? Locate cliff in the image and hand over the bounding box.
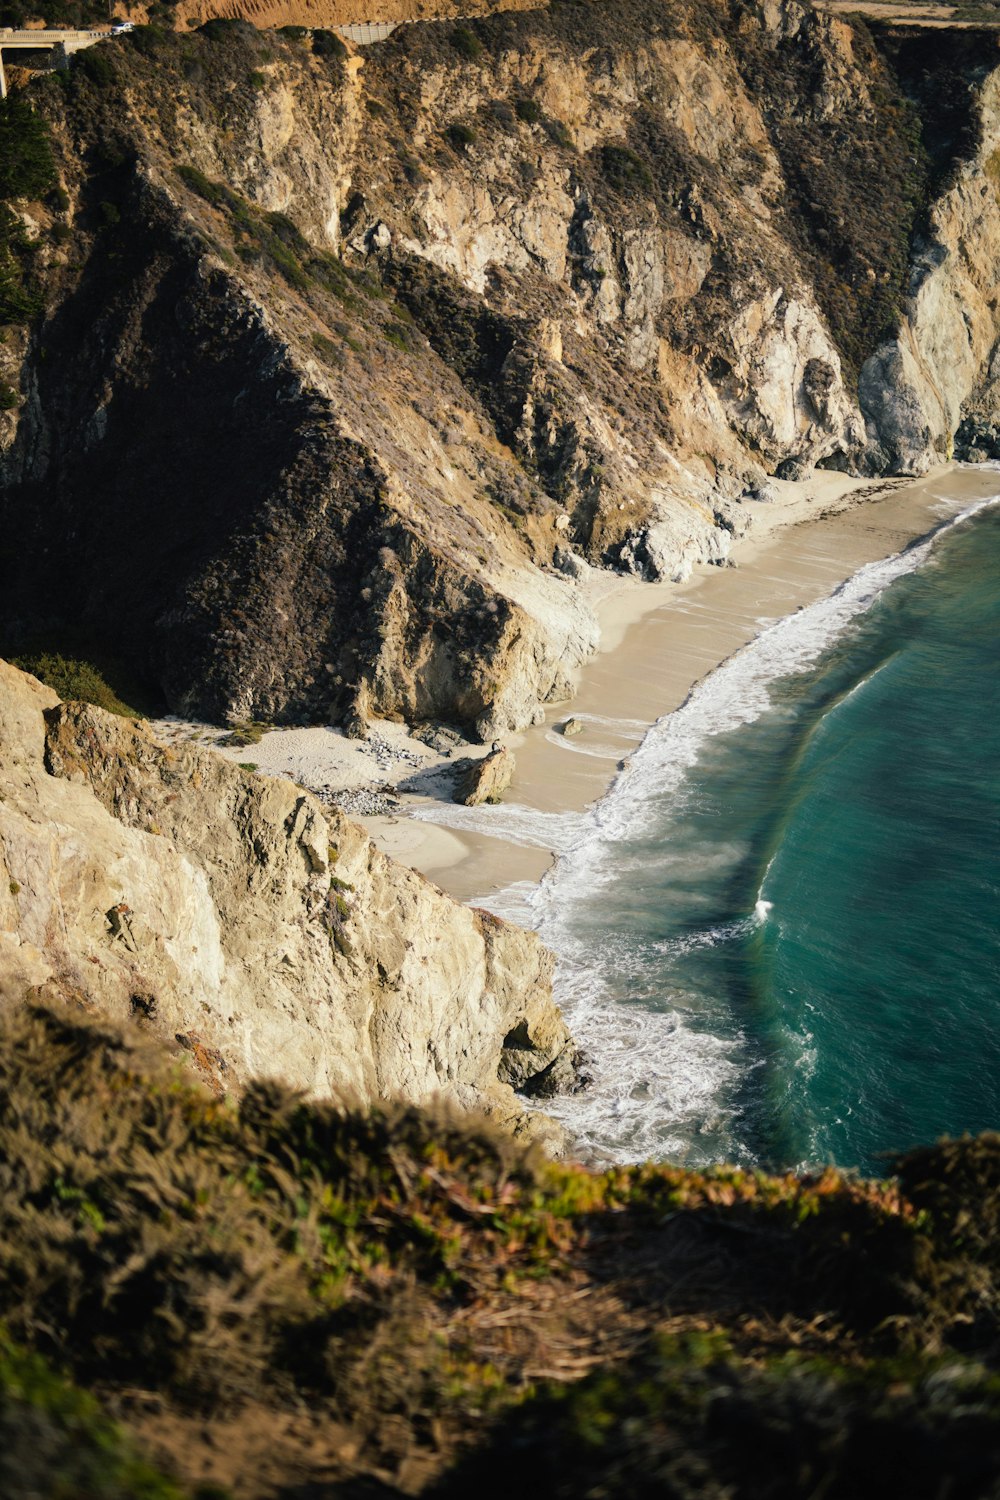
[1,4,999,738]
[0,659,575,1140]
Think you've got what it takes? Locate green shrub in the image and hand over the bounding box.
[0,1329,186,1500]
[383,321,413,351]
[544,117,574,150]
[514,97,541,125]
[198,17,249,40]
[601,143,653,194]
[0,95,55,327]
[249,70,267,89]
[450,25,483,59]
[75,45,115,85]
[175,164,226,206]
[311,28,346,60]
[220,720,267,746]
[126,24,167,58]
[0,97,55,202]
[446,122,478,151]
[12,653,141,717]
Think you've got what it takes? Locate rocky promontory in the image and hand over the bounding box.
[0,660,576,1141]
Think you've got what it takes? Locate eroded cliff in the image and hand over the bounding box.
[0,659,574,1140]
[1,4,999,735]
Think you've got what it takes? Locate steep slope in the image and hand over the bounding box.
[0,659,575,1139]
[3,1003,1000,1496]
[861,28,1000,468]
[0,5,998,734]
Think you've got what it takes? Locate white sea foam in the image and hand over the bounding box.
[411,802,587,854]
[481,488,1000,1163]
[542,732,628,760]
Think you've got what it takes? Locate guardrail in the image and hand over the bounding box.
[0,28,108,41]
[336,21,401,43]
[0,17,404,101]
[0,25,110,98]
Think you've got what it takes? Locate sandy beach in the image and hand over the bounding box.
[153,463,1000,906]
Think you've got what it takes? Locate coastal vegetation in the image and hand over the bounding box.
[3,1001,1000,1495]
[11,651,143,716]
[0,93,55,328]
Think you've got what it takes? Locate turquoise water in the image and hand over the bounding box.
[423,489,1000,1173]
[536,495,1000,1173]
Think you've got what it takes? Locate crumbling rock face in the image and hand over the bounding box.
[0,661,575,1144]
[1,5,999,735]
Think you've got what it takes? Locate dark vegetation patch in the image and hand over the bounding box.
[0,93,56,326]
[449,24,483,61]
[444,121,477,151]
[11,651,143,717]
[726,10,929,379]
[599,143,653,195]
[311,27,347,61]
[5,1003,1000,1494]
[872,25,995,199]
[0,1329,185,1499]
[0,0,108,22]
[434,1334,1000,1500]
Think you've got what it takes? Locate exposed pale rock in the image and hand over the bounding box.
[861,69,1000,473]
[562,717,583,737]
[0,664,572,1145]
[5,7,1000,748]
[453,746,515,805]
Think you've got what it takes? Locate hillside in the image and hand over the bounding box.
[1,3,999,736]
[3,1001,1000,1497]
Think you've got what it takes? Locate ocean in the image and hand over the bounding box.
[427,484,1000,1175]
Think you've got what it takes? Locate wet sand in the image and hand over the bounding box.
[394,464,1000,903]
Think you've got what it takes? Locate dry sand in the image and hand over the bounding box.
[154,464,1000,907]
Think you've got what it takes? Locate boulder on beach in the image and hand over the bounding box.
[453,747,515,806]
[562,717,584,737]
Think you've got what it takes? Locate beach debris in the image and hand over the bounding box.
[319,786,400,817]
[452,746,515,806]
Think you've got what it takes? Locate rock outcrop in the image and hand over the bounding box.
[859,36,1000,474]
[453,745,515,805]
[1,7,999,738]
[0,661,575,1142]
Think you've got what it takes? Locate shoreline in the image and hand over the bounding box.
[152,463,1000,906]
[367,462,1000,904]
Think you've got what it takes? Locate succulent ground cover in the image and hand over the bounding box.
[3,1001,1000,1496]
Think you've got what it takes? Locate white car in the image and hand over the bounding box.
[110,20,135,33]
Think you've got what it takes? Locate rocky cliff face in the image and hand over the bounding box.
[0,660,574,1141]
[860,31,1000,472]
[0,5,999,736]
